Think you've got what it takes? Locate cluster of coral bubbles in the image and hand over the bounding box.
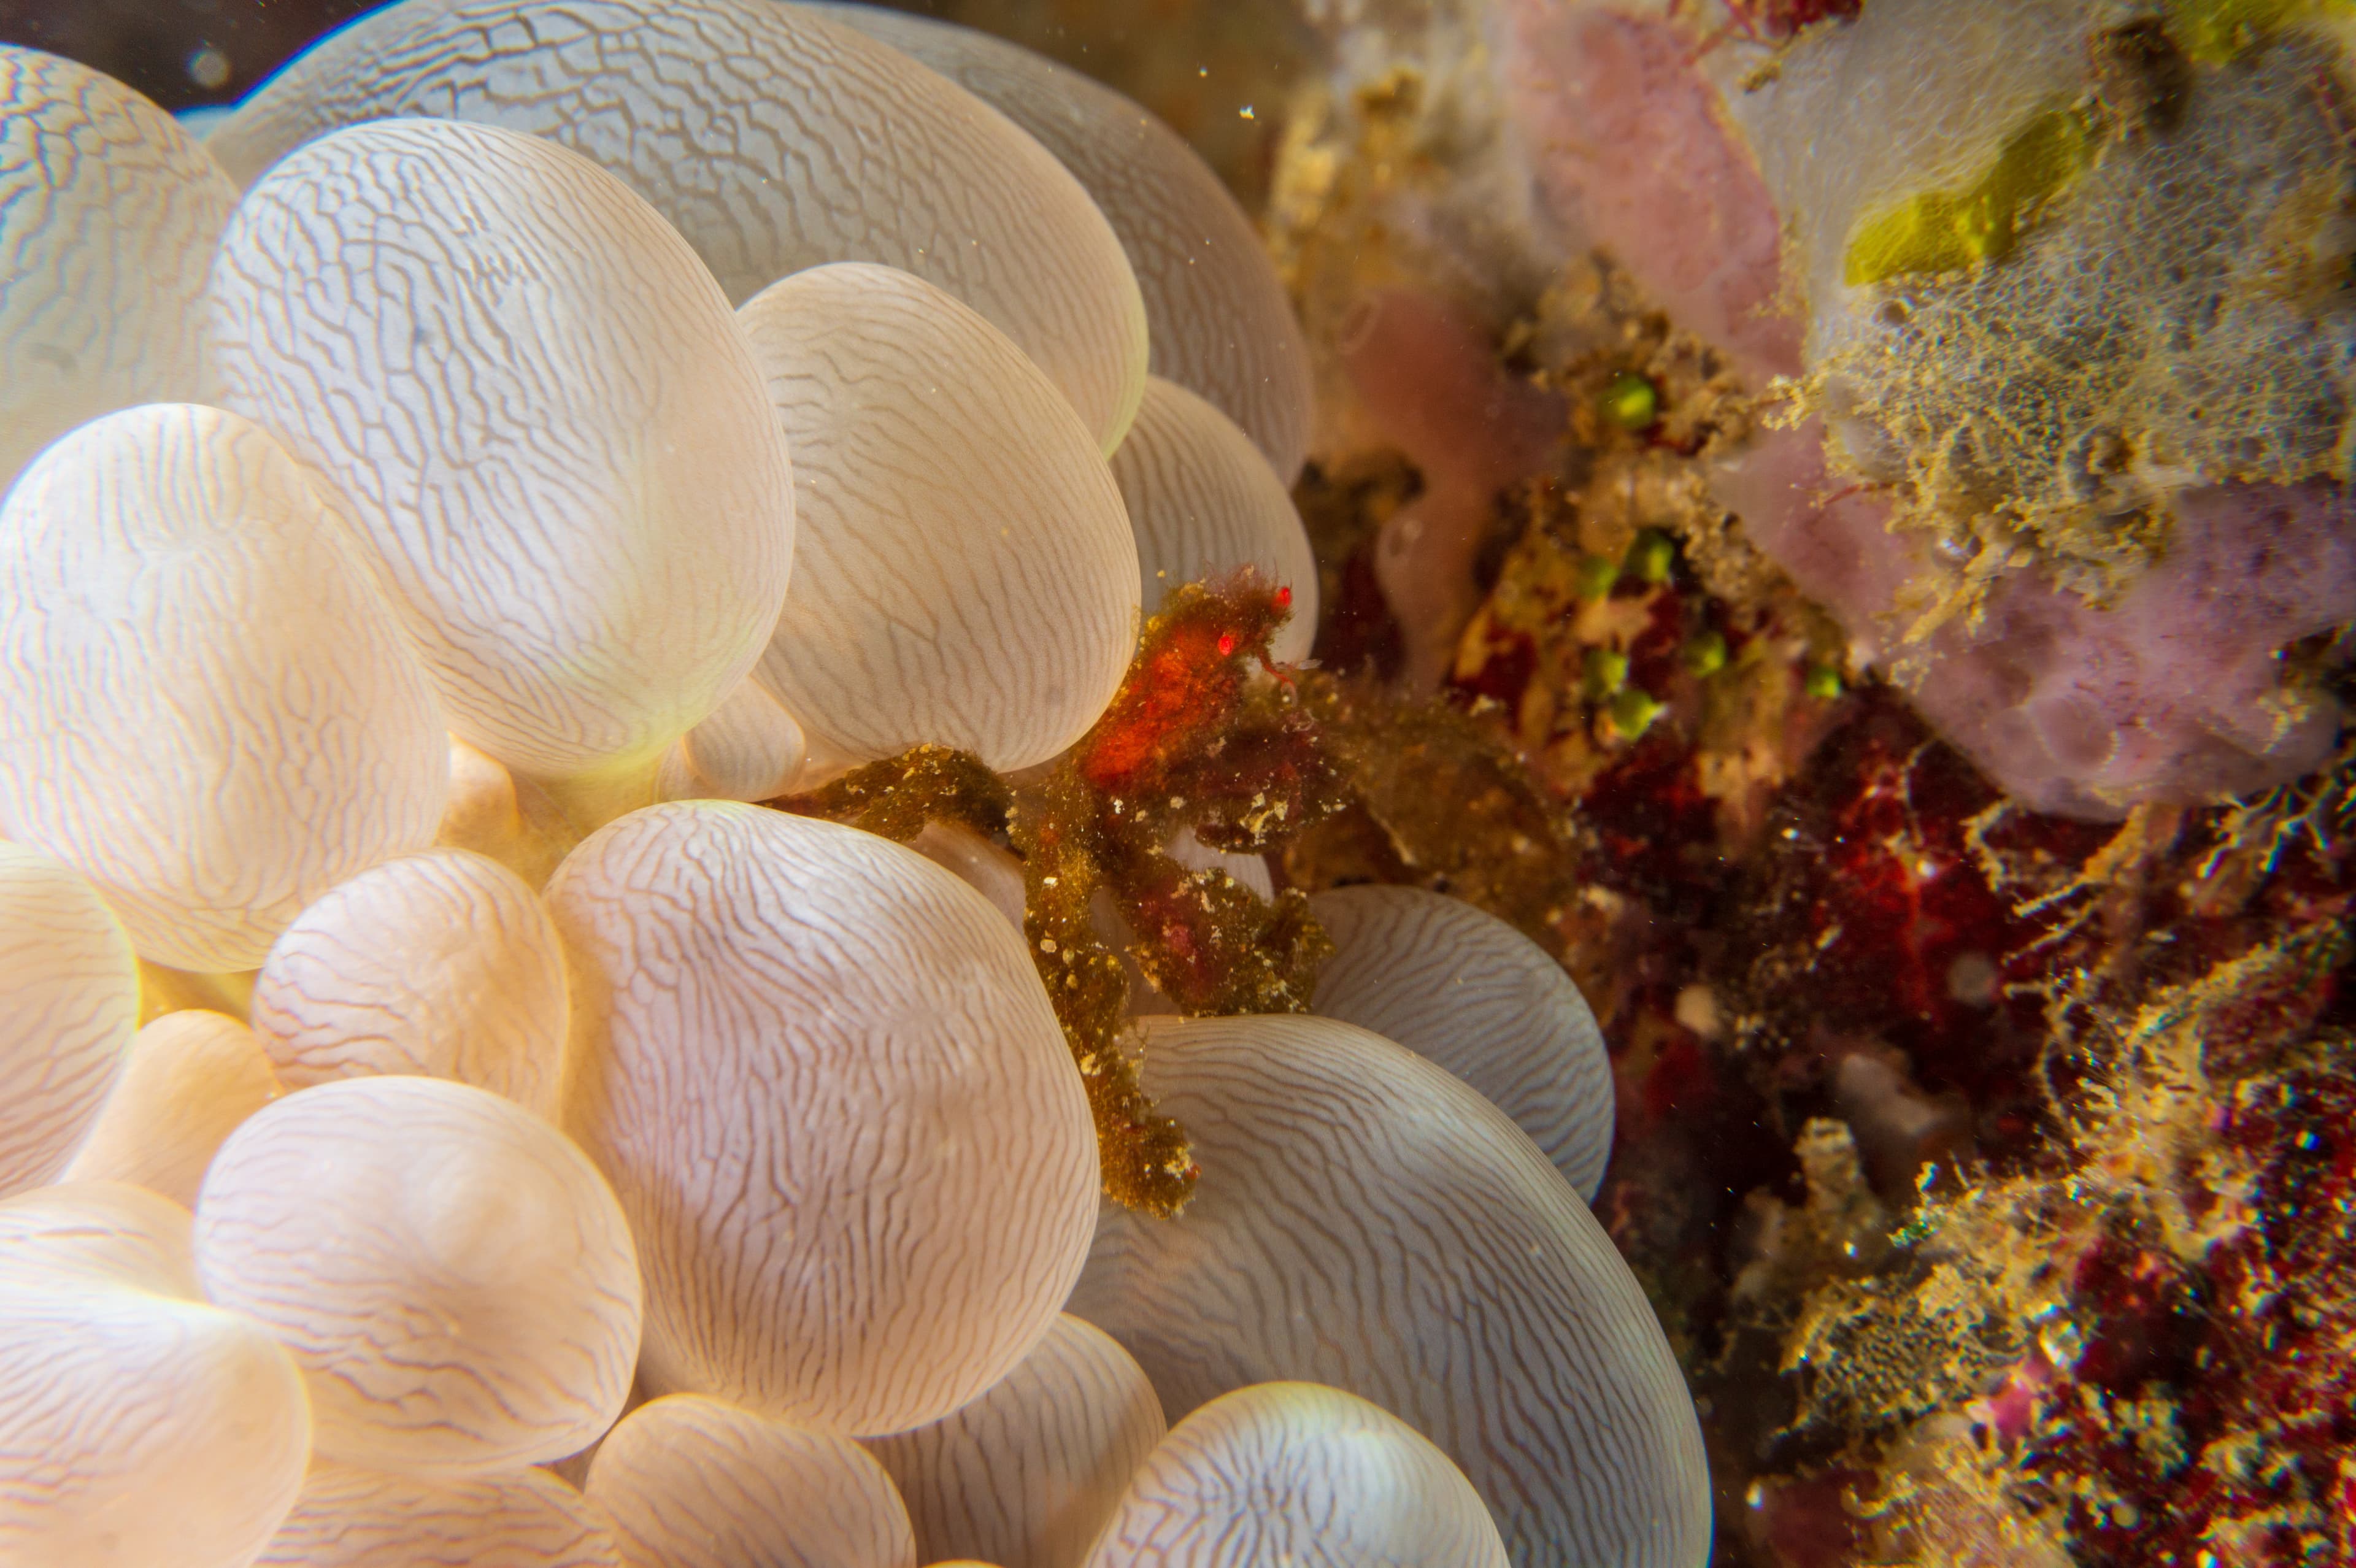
[0,2,1712,1566]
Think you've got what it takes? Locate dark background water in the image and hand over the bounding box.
[0,0,1002,112]
[0,0,1305,209]
[0,0,380,110]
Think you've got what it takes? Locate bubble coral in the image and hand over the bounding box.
[1079,1381,1510,1568]
[0,402,448,971]
[206,0,1148,452]
[739,262,1138,774]
[585,1393,915,1568]
[0,1182,311,1568]
[1109,376,1321,666]
[254,1462,622,1568]
[661,679,810,805]
[864,1313,1168,1568]
[0,46,236,493]
[546,801,1098,1434]
[0,842,137,1197]
[0,8,1727,1561]
[248,847,569,1118]
[193,1075,642,1474]
[808,2,1314,478]
[1309,883,1615,1200]
[62,1010,280,1207]
[1068,1014,1711,1568]
[208,115,795,782]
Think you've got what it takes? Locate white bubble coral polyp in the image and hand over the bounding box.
[586,1394,916,1568]
[1083,1382,1510,1568]
[0,403,448,972]
[0,1183,312,1568]
[208,116,794,781]
[0,46,235,494]
[248,847,569,1119]
[256,1463,623,1568]
[547,801,1100,1434]
[0,844,137,1198]
[207,0,1149,453]
[1111,377,1320,667]
[192,1076,643,1475]
[741,262,1141,772]
[864,1312,1168,1568]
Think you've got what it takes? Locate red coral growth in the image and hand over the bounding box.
[1722,0,1863,39]
[2066,1240,2197,1394]
[1723,694,2117,1163]
[1745,1468,1873,1568]
[1450,623,1540,712]
[2003,923,2356,1568]
[1587,729,1721,907]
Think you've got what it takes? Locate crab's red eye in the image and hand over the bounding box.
[1217,633,1238,656]
[1274,586,1293,609]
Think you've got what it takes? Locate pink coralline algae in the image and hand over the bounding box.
[1716,427,2356,818]
[1489,3,1801,383]
[1337,286,1565,690]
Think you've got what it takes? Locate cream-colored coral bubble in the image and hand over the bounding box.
[207,0,1147,452]
[439,737,528,861]
[0,47,236,494]
[1163,828,1274,903]
[0,403,448,972]
[435,736,580,891]
[63,1010,280,1207]
[546,801,1098,1434]
[658,679,809,804]
[255,1462,621,1567]
[742,263,1139,772]
[587,1394,915,1568]
[0,842,138,1197]
[248,848,568,1118]
[865,1314,1166,1568]
[1068,1015,1711,1568]
[0,1181,199,1298]
[1108,379,1319,666]
[1080,1382,1508,1568]
[1309,885,1615,1200]
[193,1076,642,1475]
[0,1186,310,1568]
[907,822,1029,932]
[209,116,794,780]
[807,6,1311,478]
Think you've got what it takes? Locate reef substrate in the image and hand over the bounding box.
[1261,1,2356,1561]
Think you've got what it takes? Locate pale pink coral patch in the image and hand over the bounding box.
[1492,2,1801,380]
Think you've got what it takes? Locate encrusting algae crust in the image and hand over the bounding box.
[1823,18,2356,603]
[1247,1,2356,1562]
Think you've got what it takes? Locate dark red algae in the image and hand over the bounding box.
[1288,474,2356,1564]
